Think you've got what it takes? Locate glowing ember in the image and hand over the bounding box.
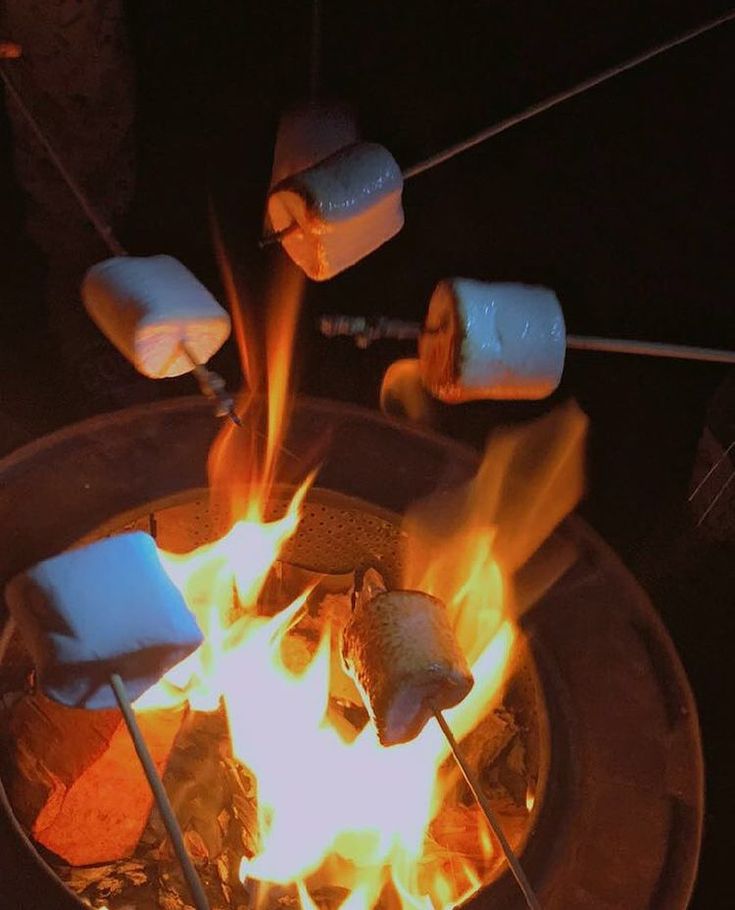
[135,250,587,910]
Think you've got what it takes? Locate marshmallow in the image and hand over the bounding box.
[342,573,474,747]
[267,142,404,281]
[419,280,566,402]
[82,255,231,378]
[270,102,359,188]
[5,532,203,709]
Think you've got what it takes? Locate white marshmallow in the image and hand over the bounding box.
[270,102,359,188]
[4,532,203,709]
[419,280,566,402]
[267,142,404,281]
[82,255,231,378]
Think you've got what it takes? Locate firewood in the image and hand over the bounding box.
[6,691,185,865]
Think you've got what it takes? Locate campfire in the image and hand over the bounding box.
[0,257,588,910]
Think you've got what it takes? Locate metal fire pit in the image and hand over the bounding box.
[0,396,703,909]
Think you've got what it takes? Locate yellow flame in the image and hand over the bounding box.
[140,236,587,910]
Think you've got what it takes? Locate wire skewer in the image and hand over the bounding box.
[689,440,735,505]
[0,58,239,425]
[181,344,241,426]
[319,313,735,366]
[259,10,734,247]
[402,10,735,180]
[109,673,211,910]
[432,706,541,910]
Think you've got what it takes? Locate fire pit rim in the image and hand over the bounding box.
[0,394,705,909]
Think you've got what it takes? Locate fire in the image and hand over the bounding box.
[138,248,587,910]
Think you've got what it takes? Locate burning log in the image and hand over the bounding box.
[5,691,185,865]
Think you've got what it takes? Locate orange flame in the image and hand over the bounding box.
[140,237,587,910]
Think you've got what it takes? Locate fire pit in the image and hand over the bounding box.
[0,396,703,910]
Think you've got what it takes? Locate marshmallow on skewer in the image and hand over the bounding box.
[5,532,203,709]
[267,141,404,281]
[269,101,359,188]
[342,570,473,746]
[419,280,566,402]
[82,254,231,378]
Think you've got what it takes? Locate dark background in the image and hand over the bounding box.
[1,1,733,906]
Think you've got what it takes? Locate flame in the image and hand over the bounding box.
[138,238,587,910]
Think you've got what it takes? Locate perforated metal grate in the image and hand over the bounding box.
[92,488,407,582]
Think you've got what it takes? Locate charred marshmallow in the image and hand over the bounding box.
[267,142,404,281]
[5,532,203,709]
[419,280,566,402]
[82,255,231,378]
[342,573,474,747]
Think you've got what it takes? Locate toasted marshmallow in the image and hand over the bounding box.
[270,101,359,188]
[82,255,231,378]
[342,577,474,747]
[267,142,404,281]
[419,280,566,402]
[5,532,203,709]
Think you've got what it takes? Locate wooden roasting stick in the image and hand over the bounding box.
[110,673,210,910]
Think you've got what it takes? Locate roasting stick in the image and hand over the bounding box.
[342,577,540,907]
[0,60,239,426]
[432,706,541,910]
[259,11,735,251]
[319,314,735,366]
[402,9,735,181]
[109,673,211,910]
[0,61,125,257]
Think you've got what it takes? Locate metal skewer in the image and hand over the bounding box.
[432,706,541,910]
[109,673,210,910]
[259,11,734,247]
[181,344,242,426]
[0,57,240,425]
[319,313,735,365]
[402,10,735,181]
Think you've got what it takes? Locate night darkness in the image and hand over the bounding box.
[1,1,734,907]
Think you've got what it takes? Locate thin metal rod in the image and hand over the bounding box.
[402,10,735,180]
[566,334,735,364]
[0,61,126,256]
[1,57,243,421]
[259,223,297,248]
[181,343,242,426]
[697,467,735,526]
[319,313,735,364]
[109,673,211,910]
[432,707,541,910]
[689,440,735,503]
[309,0,322,100]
